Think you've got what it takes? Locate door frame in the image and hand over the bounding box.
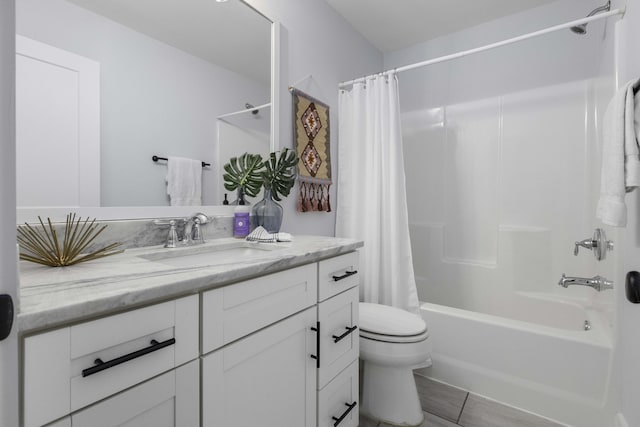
[0,1,19,426]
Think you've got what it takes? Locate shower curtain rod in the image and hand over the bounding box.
[217,102,271,119]
[339,7,625,89]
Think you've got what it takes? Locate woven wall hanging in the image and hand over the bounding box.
[291,88,332,212]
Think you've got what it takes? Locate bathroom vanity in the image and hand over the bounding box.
[18,236,362,427]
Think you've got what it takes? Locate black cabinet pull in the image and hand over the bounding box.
[332,401,357,427]
[332,270,357,282]
[82,337,176,377]
[332,325,358,343]
[310,322,320,368]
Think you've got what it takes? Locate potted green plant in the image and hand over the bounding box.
[252,148,297,232]
[222,152,264,204]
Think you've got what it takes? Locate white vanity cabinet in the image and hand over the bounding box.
[21,249,360,427]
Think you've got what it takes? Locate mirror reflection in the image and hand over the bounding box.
[16,0,272,207]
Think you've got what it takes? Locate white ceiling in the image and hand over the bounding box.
[67,0,271,84]
[323,0,560,52]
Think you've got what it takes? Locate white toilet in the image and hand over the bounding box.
[359,302,431,427]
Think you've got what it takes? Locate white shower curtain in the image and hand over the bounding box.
[336,73,419,313]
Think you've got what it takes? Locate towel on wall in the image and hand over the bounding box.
[596,78,640,227]
[166,156,202,206]
[292,88,332,212]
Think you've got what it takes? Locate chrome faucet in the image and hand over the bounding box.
[558,274,613,292]
[153,213,210,248]
[182,213,210,245]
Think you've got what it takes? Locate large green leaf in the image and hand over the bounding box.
[222,152,264,198]
[262,148,297,201]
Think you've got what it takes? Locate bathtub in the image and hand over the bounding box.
[419,294,613,427]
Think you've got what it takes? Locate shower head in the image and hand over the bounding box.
[245,103,259,115]
[570,24,587,34]
[570,0,610,35]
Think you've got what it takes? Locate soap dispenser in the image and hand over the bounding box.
[233,194,250,238]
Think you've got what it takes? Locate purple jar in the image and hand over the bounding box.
[234,211,250,237]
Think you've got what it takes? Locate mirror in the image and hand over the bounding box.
[15,0,275,211]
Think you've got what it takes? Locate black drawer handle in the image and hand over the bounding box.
[332,401,357,427]
[332,325,358,343]
[82,338,176,377]
[332,270,357,282]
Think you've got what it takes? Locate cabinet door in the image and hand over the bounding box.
[71,360,198,427]
[202,307,317,427]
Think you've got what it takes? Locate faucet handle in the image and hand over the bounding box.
[152,219,179,248]
[166,220,179,248]
[573,228,613,261]
[574,238,595,256]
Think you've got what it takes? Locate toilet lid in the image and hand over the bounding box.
[359,303,427,337]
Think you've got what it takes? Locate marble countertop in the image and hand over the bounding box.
[18,235,363,334]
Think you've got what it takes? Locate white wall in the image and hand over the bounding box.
[246,0,383,236]
[17,0,270,207]
[0,0,18,425]
[612,0,640,424]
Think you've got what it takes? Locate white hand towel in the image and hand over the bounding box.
[166,156,202,206]
[596,78,640,227]
[245,226,293,243]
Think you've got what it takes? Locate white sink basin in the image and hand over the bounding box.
[138,241,284,268]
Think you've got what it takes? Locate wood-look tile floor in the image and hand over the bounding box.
[359,372,566,427]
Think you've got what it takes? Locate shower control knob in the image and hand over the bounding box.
[574,228,613,261]
[574,239,595,255]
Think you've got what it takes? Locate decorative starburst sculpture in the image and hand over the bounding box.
[17,213,123,267]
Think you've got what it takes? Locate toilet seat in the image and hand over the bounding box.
[359,302,428,343]
[360,329,429,343]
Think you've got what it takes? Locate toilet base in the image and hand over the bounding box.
[360,362,424,427]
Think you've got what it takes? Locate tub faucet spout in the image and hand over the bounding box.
[558,274,613,291]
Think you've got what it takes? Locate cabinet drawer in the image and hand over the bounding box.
[202,263,317,354]
[72,359,199,427]
[318,252,359,302]
[24,295,199,427]
[318,360,359,427]
[318,286,359,388]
